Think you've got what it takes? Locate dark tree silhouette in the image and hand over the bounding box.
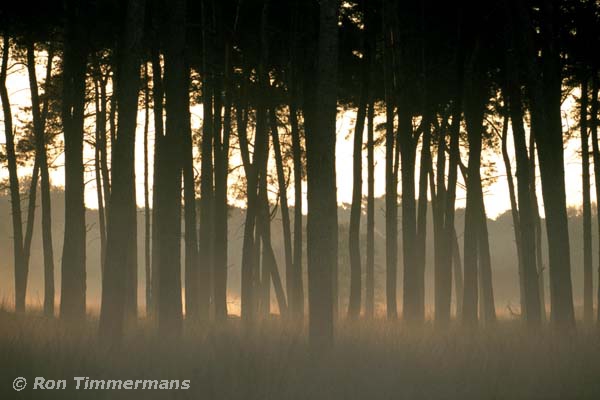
[305,0,339,348]
[59,0,88,322]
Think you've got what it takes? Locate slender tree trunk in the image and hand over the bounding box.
[590,71,600,322]
[506,23,543,325]
[433,120,448,322]
[213,45,232,322]
[477,191,496,324]
[270,107,294,320]
[288,0,305,322]
[452,228,463,317]
[581,79,593,323]
[198,0,214,321]
[256,128,288,318]
[347,0,372,320]
[183,74,199,321]
[157,0,187,336]
[99,0,144,341]
[510,0,575,327]
[26,40,56,316]
[366,100,375,319]
[98,73,111,219]
[109,74,117,164]
[414,112,431,322]
[60,2,88,321]
[437,40,464,324]
[348,80,367,319]
[238,87,259,323]
[529,132,546,321]
[150,43,164,319]
[462,67,487,325]
[306,0,339,348]
[93,77,107,274]
[22,158,38,280]
[1,36,28,313]
[289,86,304,321]
[255,3,272,319]
[143,63,151,318]
[383,2,398,319]
[500,108,526,317]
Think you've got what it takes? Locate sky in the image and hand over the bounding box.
[0,50,592,220]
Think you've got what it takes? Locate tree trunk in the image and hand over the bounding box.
[143,63,151,318]
[198,0,215,322]
[477,191,496,324]
[348,79,367,319]
[452,228,463,318]
[256,124,288,318]
[26,40,56,317]
[433,120,448,322]
[237,85,259,323]
[156,0,187,336]
[60,2,88,321]
[529,131,546,321]
[590,72,600,322]
[93,76,107,274]
[1,35,28,313]
[289,85,304,321]
[366,100,375,319]
[213,44,232,322]
[414,112,431,323]
[183,79,199,321]
[150,42,164,319]
[510,0,574,327]
[92,56,111,244]
[500,107,526,318]
[462,66,487,325]
[580,79,593,323]
[437,41,464,324]
[306,0,339,348]
[288,0,305,323]
[270,107,294,320]
[99,0,144,341]
[383,1,398,319]
[506,12,544,325]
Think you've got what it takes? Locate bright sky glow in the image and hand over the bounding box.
[0,52,592,220]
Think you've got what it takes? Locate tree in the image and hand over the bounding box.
[510,0,575,326]
[383,0,398,320]
[213,32,232,323]
[142,63,151,319]
[26,39,56,317]
[60,0,88,322]
[305,0,339,347]
[196,0,215,322]
[1,35,28,313]
[288,0,305,322]
[156,0,187,336]
[270,108,294,319]
[347,41,368,320]
[591,72,600,323]
[99,0,145,341]
[580,77,593,323]
[462,60,487,325]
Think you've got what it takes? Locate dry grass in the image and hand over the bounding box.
[1,310,600,399]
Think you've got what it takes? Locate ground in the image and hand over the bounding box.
[1,310,600,399]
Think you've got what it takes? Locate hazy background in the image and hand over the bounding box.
[0,188,595,317]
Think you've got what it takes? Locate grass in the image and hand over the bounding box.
[1,310,600,399]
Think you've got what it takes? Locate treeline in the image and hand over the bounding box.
[1,0,600,347]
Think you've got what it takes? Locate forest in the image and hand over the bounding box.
[1,0,600,399]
